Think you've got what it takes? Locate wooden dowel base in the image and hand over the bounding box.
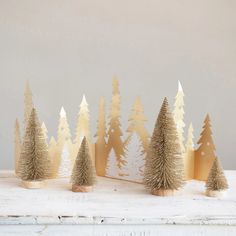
[72,185,93,193]
[151,188,175,196]
[206,190,226,197]
[21,180,46,189]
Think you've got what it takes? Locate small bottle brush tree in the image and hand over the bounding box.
[206,157,228,197]
[71,137,96,192]
[18,108,51,189]
[144,97,184,196]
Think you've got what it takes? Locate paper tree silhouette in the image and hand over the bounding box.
[95,97,108,176]
[144,98,184,196]
[14,119,21,176]
[173,81,185,153]
[71,137,96,192]
[74,95,94,164]
[126,96,149,153]
[41,122,48,146]
[106,148,119,179]
[107,78,126,169]
[121,133,145,183]
[206,157,228,197]
[48,136,59,178]
[18,108,50,184]
[184,123,195,179]
[24,81,34,128]
[58,143,72,178]
[194,114,216,181]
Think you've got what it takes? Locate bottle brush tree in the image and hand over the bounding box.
[71,137,96,192]
[144,97,184,196]
[206,157,228,197]
[18,108,51,189]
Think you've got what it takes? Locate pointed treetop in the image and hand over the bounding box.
[205,114,211,123]
[80,94,88,107]
[81,136,87,147]
[178,81,183,93]
[60,107,66,118]
[49,136,57,145]
[25,81,32,94]
[112,77,120,94]
[41,122,47,131]
[15,118,20,127]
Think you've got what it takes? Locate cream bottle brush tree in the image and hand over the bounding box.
[144,97,184,196]
[205,157,228,197]
[18,108,51,189]
[48,136,59,178]
[173,81,185,154]
[14,119,21,177]
[71,137,96,192]
[58,143,72,178]
[95,96,108,176]
[41,122,48,146]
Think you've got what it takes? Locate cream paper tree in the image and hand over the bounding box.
[144,98,184,196]
[41,122,48,146]
[95,97,107,176]
[74,95,93,164]
[107,78,126,170]
[194,114,216,181]
[18,108,51,188]
[48,136,59,178]
[121,133,145,183]
[106,148,119,179]
[24,81,34,129]
[184,123,195,180]
[58,143,72,178]
[14,119,21,177]
[173,81,185,153]
[125,96,149,153]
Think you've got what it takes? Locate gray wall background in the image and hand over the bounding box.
[0,0,235,169]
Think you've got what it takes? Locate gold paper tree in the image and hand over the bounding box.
[24,81,34,128]
[126,96,149,153]
[14,119,21,176]
[18,108,51,184]
[95,97,108,176]
[144,98,184,196]
[194,114,216,181]
[206,157,228,196]
[71,137,96,192]
[107,78,126,169]
[184,123,195,179]
[173,81,185,153]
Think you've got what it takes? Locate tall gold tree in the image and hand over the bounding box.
[126,96,149,153]
[206,157,228,197]
[24,81,34,129]
[95,97,107,176]
[14,119,21,177]
[144,98,184,196]
[194,114,216,181]
[18,108,51,188]
[107,78,126,169]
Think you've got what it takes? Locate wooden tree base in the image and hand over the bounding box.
[21,180,46,189]
[151,188,175,196]
[206,190,226,197]
[72,185,93,193]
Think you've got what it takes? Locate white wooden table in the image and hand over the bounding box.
[0,170,236,236]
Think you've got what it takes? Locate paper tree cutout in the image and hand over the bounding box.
[95,97,108,176]
[206,157,228,197]
[18,108,50,181]
[194,114,216,181]
[107,78,126,169]
[121,133,145,183]
[144,98,184,196]
[173,81,185,153]
[106,148,119,179]
[14,119,21,176]
[48,136,59,178]
[74,95,94,164]
[57,107,72,152]
[58,143,72,178]
[41,122,48,146]
[24,81,34,128]
[126,96,149,153]
[184,123,195,180]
